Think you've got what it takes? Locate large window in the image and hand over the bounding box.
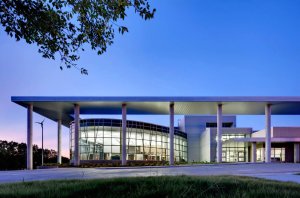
[70,119,188,162]
[272,148,285,162]
[222,147,247,162]
[222,134,248,162]
[256,147,285,162]
[206,122,233,128]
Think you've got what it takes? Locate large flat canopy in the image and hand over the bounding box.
[11,96,300,127]
[230,137,300,143]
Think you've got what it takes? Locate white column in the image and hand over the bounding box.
[57,119,62,164]
[251,142,257,163]
[294,143,300,163]
[265,104,271,163]
[27,104,33,170]
[74,104,80,166]
[122,104,127,166]
[169,103,174,166]
[217,104,222,163]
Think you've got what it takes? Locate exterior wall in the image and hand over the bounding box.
[181,115,245,162]
[284,143,294,162]
[256,142,295,162]
[180,116,236,162]
[210,128,217,162]
[251,129,267,138]
[70,118,300,164]
[181,115,300,163]
[272,127,300,138]
[70,119,188,163]
[199,128,211,162]
[211,128,252,162]
[251,128,300,163]
[181,116,204,162]
[222,128,252,135]
[252,127,300,138]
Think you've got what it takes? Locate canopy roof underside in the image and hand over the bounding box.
[11,96,300,127]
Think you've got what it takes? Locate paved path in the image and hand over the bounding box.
[0,163,300,184]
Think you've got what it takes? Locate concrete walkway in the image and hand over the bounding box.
[0,163,300,184]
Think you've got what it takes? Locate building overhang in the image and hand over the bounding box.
[229,137,300,143]
[11,96,300,127]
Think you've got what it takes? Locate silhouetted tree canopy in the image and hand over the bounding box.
[0,0,155,74]
[0,140,69,170]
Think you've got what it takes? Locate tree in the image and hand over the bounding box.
[0,140,69,170]
[0,0,155,74]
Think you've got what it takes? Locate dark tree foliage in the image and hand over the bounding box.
[0,0,155,74]
[0,140,69,170]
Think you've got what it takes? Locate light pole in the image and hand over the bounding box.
[36,119,45,166]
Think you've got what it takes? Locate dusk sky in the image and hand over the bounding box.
[1,1,300,158]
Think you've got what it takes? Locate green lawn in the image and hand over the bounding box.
[0,176,299,198]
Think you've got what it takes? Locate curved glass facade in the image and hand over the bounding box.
[70,119,187,162]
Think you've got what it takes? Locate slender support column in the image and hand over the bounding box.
[74,104,80,166]
[122,104,127,166]
[294,143,300,163]
[251,142,257,163]
[217,104,222,163]
[265,104,272,163]
[169,103,174,166]
[27,104,33,170]
[57,119,62,164]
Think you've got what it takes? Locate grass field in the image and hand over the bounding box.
[0,175,299,198]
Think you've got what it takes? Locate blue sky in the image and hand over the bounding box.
[1,0,300,157]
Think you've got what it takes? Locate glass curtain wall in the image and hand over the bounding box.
[222,134,248,162]
[257,147,285,162]
[70,119,188,162]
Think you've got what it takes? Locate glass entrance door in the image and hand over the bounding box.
[222,147,246,162]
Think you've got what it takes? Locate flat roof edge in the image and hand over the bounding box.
[11,96,300,102]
